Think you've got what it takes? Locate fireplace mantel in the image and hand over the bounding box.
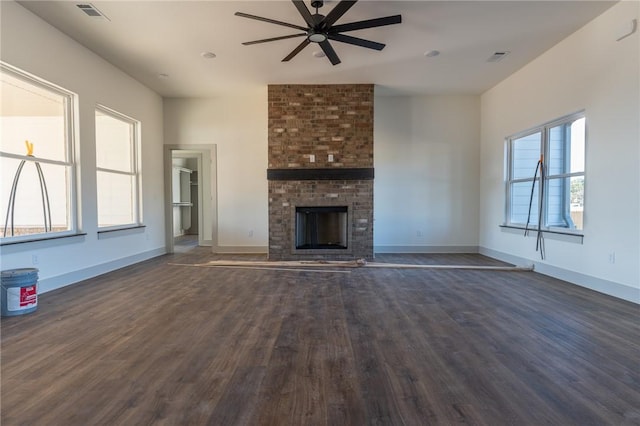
[267,168,374,181]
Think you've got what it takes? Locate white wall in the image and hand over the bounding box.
[0,1,166,292]
[163,94,481,254]
[163,95,268,251]
[374,95,481,252]
[479,1,640,302]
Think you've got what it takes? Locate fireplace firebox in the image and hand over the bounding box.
[295,206,348,249]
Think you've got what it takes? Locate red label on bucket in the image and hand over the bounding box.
[20,285,37,307]
[7,285,37,311]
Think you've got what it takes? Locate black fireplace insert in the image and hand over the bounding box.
[295,206,348,249]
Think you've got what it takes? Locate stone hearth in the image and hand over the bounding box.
[267,84,374,260]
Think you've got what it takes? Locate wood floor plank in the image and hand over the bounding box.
[1,249,639,425]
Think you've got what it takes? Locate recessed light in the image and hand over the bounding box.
[312,51,326,58]
[201,51,217,59]
[424,50,440,57]
[157,73,170,79]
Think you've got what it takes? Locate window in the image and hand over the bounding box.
[95,106,141,229]
[506,112,585,232]
[1,62,77,242]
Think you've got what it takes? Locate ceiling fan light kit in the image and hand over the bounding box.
[235,0,402,65]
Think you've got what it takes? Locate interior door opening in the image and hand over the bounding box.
[165,145,217,254]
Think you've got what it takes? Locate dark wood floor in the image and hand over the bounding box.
[2,249,639,425]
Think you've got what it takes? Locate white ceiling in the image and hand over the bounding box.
[17,1,616,97]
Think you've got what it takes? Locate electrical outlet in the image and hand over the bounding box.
[309,154,315,163]
[32,254,39,265]
[248,230,254,237]
[416,230,423,237]
[608,252,616,264]
[328,154,334,162]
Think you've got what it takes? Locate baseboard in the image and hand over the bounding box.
[38,247,166,294]
[375,245,479,254]
[479,247,639,304]
[212,245,268,254]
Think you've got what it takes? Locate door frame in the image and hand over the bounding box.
[164,144,217,254]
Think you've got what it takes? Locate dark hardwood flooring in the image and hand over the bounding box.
[2,249,639,425]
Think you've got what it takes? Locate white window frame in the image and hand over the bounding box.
[95,104,142,231]
[505,111,586,234]
[0,62,78,243]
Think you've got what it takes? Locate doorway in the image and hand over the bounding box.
[164,145,217,254]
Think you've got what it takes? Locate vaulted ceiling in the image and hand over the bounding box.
[17,1,616,97]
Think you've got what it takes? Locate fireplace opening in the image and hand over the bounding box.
[295,206,348,250]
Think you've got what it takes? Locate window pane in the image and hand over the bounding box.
[570,176,584,230]
[97,171,134,227]
[96,110,132,172]
[1,71,67,162]
[545,176,583,230]
[548,117,585,176]
[546,177,568,227]
[511,132,541,180]
[1,157,71,237]
[510,180,539,226]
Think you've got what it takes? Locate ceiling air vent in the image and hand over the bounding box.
[76,4,109,20]
[487,51,510,63]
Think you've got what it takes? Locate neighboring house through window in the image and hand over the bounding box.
[0,62,77,242]
[506,112,585,232]
[95,106,141,229]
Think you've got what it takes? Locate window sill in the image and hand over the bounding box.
[0,232,87,250]
[500,224,583,244]
[97,225,146,239]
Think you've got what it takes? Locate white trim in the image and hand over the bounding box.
[499,225,583,244]
[37,247,165,294]
[0,152,72,167]
[0,62,79,242]
[164,144,217,254]
[374,245,479,254]
[479,247,639,304]
[505,111,586,231]
[95,104,142,230]
[0,232,86,250]
[97,225,145,239]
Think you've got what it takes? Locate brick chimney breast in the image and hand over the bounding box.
[267,84,374,260]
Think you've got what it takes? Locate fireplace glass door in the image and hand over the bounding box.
[295,206,348,249]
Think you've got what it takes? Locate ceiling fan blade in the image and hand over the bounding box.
[242,33,307,46]
[323,0,358,28]
[235,11,308,31]
[328,33,385,50]
[282,39,311,62]
[319,40,341,65]
[292,0,315,27]
[329,14,402,33]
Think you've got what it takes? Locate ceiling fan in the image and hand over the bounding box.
[235,0,402,65]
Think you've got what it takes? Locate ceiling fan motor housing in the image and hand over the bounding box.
[310,1,324,9]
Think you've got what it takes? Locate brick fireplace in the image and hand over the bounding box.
[267,84,374,260]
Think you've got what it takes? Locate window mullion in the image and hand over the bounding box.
[96,167,135,176]
[0,152,72,167]
[546,171,584,179]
